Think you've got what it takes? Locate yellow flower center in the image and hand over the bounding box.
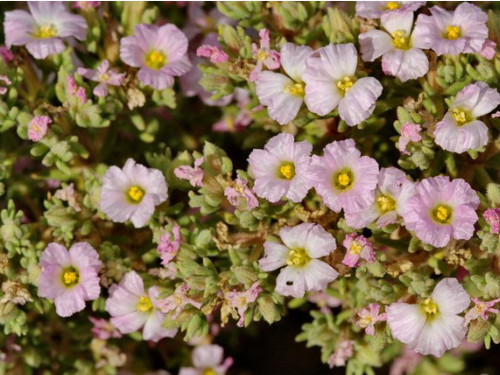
[338,173,350,186]
[421,298,439,318]
[98,72,110,82]
[431,204,453,225]
[283,83,305,97]
[333,169,355,191]
[36,24,58,39]
[359,314,373,327]
[145,50,167,70]
[350,241,363,255]
[392,30,410,50]
[257,50,268,62]
[386,1,400,10]
[137,296,153,312]
[445,25,461,40]
[278,162,296,180]
[286,248,311,267]
[202,369,217,375]
[337,76,354,95]
[451,107,472,126]
[127,185,145,204]
[62,267,79,287]
[377,195,396,213]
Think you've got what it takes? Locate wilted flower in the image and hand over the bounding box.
[120,23,191,90]
[248,133,313,203]
[356,1,425,19]
[434,82,500,153]
[356,303,387,336]
[157,283,202,319]
[0,281,33,305]
[67,76,87,103]
[249,29,280,82]
[224,281,262,327]
[342,234,375,267]
[224,177,259,210]
[0,75,11,95]
[327,340,354,368]
[28,115,51,142]
[38,242,102,317]
[174,157,204,187]
[397,123,422,155]
[157,225,181,266]
[105,271,177,342]
[4,1,87,59]
[54,183,81,212]
[89,317,122,340]
[259,223,339,298]
[402,176,479,248]
[100,158,168,228]
[77,60,125,97]
[308,139,379,213]
[0,46,13,63]
[464,298,500,326]
[196,45,228,63]
[484,208,500,234]
[387,278,470,357]
[179,344,233,375]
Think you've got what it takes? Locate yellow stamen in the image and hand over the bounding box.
[386,1,400,10]
[451,107,472,126]
[145,50,167,70]
[350,241,363,255]
[63,271,78,285]
[36,24,57,39]
[445,25,461,40]
[377,195,396,213]
[257,50,268,62]
[431,204,453,224]
[359,314,373,328]
[127,185,145,203]
[98,72,110,82]
[421,298,439,317]
[279,163,295,180]
[286,248,311,267]
[283,83,305,97]
[337,76,354,94]
[202,369,217,375]
[137,296,153,312]
[392,30,409,50]
[338,173,350,186]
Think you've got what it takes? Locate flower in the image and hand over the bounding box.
[357,303,387,336]
[120,23,191,90]
[402,176,479,248]
[481,40,497,59]
[464,298,500,326]
[196,45,228,63]
[77,60,125,97]
[105,271,177,342]
[174,157,204,187]
[179,344,233,375]
[256,42,311,125]
[386,278,470,357]
[327,340,354,368]
[4,2,87,59]
[38,242,102,317]
[0,75,11,95]
[413,2,488,56]
[434,82,500,153]
[342,234,375,267]
[303,43,383,126]
[249,29,280,82]
[0,46,14,63]
[157,283,202,319]
[224,281,262,327]
[183,2,232,40]
[258,222,339,298]
[157,225,181,266]
[224,177,259,210]
[308,139,379,213]
[359,10,429,82]
[389,347,422,375]
[54,183,81,212]
[484,208,500,234]
[308,291,341,314]
[89,317,122,340]
[397,123,422,155]
[248,133,313,203]
[100,158,168,228]
[356,1,425,19]
[344,167,415,229]
[28,115,51,142]
[67,76,86,103]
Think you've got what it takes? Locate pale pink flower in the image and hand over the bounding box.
[183,2,232,40]
[397,123,422,155]
[225,281,262,327]
[389,346,422,375]
[308,291,341,314]
[28,115,51,142]
[484,208,500,234]
[224,177,259,210]
[356,303,387,336]
[157,283,202,319]
[179,344,233,375]
[174,157,204,187]
[464,298,500,326]
[196,45,228,63]
[480,40,497,60]
[67,76,86,103]
[342,234,375,267]
[327,340,354,368]
[356,1,425,19]
[89,317,122,340]
[249,29,280,82]
[77,60,125,97]
[157,225,181,266]
[0,75,11,95]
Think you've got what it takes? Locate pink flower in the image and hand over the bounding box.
[434,82,500,153]
[303,43,383,126]
[255,43,311,125]
[0,75,11,95]
[413,2,488,56]
[480,39,497,59]
[38,242,102,317]
[464,298,500,326]
[67,76,87,103]
[89,317,122,340]
[77,60,125,97]
[0,47,14,63]
[248,133,313,203]
[73,1,100,9]
[196,45,228,63]
[397,123,422,155]
[249,29,280,82]
[308,139,379,213]
[174,157,204,187]
[307,291,341,314]
[484,208,500,234]
[224,177,259,210]
[157,225,181,266]
[356,303,387,336]
[402,176,479,248]
[4,2,87,59]
[387,278,470,357]
[120,23,191,90]
[105,271,177,342]
[259,223,339,298]
[183,3,232,40]
[345,167,415,229]
[179,344,233,375]
[389,346,422,375]
[359,11,429,82]
[157,283,202,319]
[28,115,51,142]
[356,1,425,19]
[342,234,375,267]
[327,340,354,368]
[225,281,262,327]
